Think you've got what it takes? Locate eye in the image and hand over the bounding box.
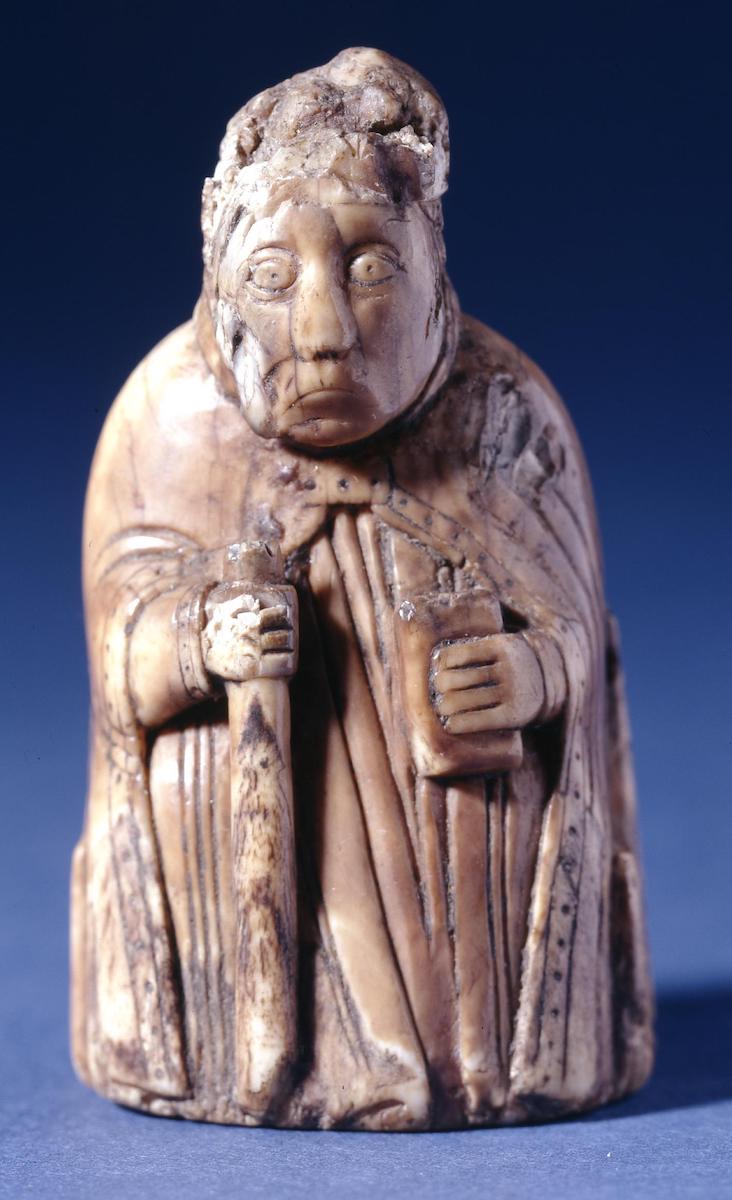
[244,252,297,296]
[348,250,398,287]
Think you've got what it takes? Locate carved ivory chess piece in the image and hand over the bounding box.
[70,47,654,1129]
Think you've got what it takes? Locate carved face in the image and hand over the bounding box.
[213,177,445,449]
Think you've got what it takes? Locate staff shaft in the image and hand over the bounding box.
[226,674,297,1114]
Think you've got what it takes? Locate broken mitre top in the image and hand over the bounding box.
[201,47,450,271]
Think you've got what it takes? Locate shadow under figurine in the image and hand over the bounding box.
[70,47,654,1130]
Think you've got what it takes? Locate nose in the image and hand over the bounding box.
[290,264,357,362]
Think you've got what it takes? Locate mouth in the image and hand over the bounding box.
[286,388,355,414]
[280,389,358,432]
[279,390,362,447]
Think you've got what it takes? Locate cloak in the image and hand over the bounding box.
[71,307,653,1129]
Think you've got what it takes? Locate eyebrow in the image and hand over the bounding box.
[343,237,402,259]
[237,199,413,260]
[336,210,409,250]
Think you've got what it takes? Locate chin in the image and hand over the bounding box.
[277,416,374,450]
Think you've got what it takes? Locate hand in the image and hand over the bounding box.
[202,583,297,683]
[431,632,543,734]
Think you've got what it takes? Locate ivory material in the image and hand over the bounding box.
[71,47,654,1130]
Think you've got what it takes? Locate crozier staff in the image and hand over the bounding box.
[201,541,298,1113]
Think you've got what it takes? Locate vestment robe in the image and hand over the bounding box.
[71,307,652,1128]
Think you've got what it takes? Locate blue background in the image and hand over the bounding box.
[2,1,730,1196]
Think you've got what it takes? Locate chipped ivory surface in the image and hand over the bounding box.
[71,47,654,1130]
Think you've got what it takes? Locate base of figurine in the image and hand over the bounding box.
[76,1068,650,1132]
